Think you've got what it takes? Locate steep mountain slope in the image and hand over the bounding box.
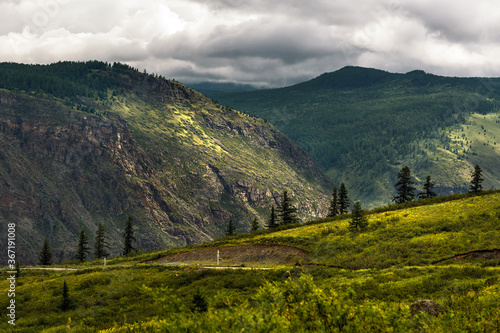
[212,66,500,207]
[0,61,331,264]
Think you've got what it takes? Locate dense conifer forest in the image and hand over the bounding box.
[212,67,500,206]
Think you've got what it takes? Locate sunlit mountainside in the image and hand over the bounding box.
[0,61,330,264]
[212,66,500,207]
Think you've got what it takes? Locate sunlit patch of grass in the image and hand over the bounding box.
[2,193,499,332]
[242,192,500,268]
[409,232,454,247]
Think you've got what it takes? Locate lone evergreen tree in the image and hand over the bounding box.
[39,238,53,265]
[349,201,368,232]
[327,186,338,217]
[338,183,350,214]
[393,166,415,204]
[250,217,259,232]
[279,190,298,225]
[469,164,484,193]
[15,260,20,278]
[123,215,136,255]
[418,175,437,199]
[225,218,236,236]
[60,281,71,311]
[267,206,278,229]
[75,229,90,263]
[94,222,110,259]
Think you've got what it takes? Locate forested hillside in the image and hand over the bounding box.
[212,67,500,207]
[0,61,331,264]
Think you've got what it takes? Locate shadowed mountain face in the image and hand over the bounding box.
[0,61,331,264]
[211,66,500,207]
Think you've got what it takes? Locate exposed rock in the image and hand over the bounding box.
[410,300,442,317]
[0,64,331,264]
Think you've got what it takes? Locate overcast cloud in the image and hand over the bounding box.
[1,0,499,87]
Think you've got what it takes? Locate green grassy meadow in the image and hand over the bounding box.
[260,191,500,269]
[1,191,500,332]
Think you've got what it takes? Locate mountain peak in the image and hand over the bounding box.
[296,66,393,90]
[0,61,331,264]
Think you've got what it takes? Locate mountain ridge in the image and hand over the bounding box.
[0,61,331,264]
[211,66,500,207]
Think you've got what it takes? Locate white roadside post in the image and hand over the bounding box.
[217,250,219,266]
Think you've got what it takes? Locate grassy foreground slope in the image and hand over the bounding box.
[1,192,499,332]
[255,191,500,269]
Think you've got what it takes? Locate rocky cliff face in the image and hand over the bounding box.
[0,64,331,264]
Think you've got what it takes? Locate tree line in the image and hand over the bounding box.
[346,163,484,232]
[38,216,137,265]
[39,164,486,264]
[226,163,486,236]
[392,163,484,204]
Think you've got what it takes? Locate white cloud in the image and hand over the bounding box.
[1,0,500,86]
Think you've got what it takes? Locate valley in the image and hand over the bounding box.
[0,61,330,264]
[3,0,500,331]
[211,67,500,207]
[1,62,500,332]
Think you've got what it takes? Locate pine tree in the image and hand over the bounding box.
[267,206,278,229]
[225,218,236,236]
[338,183,350,214]
[327,186,338,217]
[250,217,259,232]
[75,229,90,263]
[94,222,110,259]
[418,175,436,199]
[279,190,298,225]
[39,238,53,265]
[60,281,71,311]
[349,201,368,232]
[469,164,484,193]
[15,260,20,278]
[123,215,136,255]
[393,166,415,204]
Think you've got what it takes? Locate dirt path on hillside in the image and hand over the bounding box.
[149,244,307,266]
[434,249,500,263]
[22,267,79,271]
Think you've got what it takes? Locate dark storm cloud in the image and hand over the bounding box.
[1,0,499,87]
[150,17,342,64]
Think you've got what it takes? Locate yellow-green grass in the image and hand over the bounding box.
[253,192,500,268]
[127,192,500,270]
[448,112,500,189]
[0,265,282,332]
[2,264,499,333]
[100,265,500,332]
[2,193,500,332]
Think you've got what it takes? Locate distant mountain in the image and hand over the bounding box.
[186,82,257,95]
[211,66,500,207]
[0,61,331,264]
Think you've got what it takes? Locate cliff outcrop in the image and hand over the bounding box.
[0,62,331,264]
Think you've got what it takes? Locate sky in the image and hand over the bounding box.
[1,0,500,88]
